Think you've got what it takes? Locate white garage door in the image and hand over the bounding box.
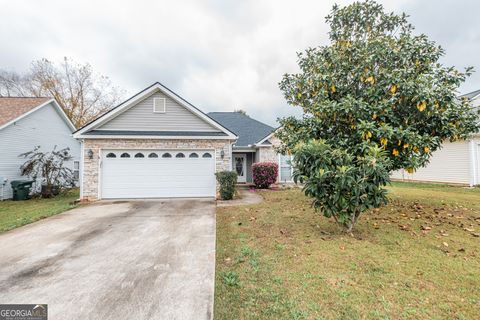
[101,149,216,199]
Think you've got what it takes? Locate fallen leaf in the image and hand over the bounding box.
[443,242,449,247]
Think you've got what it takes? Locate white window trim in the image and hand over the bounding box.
[153,97,166,113]
[278,154,294,183]
[73,160,80,181]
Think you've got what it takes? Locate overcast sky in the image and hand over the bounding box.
[1,0,478,126]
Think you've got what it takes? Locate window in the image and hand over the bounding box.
[134,152,145,158]
[202,152,212,158]
[279,155,294,182]
[148,153,158,158]
[162,153,172,158]
[73,161,80,180]
[175,153,185,158]
[153,97,166,113]
[106,152,116,158]
[120,153,131,158]
[189,153,199,158]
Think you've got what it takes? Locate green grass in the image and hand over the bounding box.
[0,188,79,232]
[215,182,480,320]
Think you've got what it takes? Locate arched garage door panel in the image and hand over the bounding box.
[101,150,215,198]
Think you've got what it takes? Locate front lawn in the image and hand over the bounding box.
[0,188,79,232]
[215,182,480,319]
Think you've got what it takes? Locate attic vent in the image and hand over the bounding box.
[153,98,166,113]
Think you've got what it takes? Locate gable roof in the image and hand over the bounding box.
[0,97,50,127]
[0,97,75,132]
[208,112,275,147]
[74,82,237,139]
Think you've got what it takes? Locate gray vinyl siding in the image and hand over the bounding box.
[97,91,220,132]
[0,102,80,199]
[391,141,471,184]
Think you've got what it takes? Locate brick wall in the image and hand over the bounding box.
[257,135,282,162]
[81,138,233,200]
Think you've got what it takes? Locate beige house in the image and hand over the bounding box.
[391,90,480,186]
[74,82,289,201]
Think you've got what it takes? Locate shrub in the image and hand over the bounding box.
[252,162,278,189]
[293,140,391,232]
[19,146,75,198]
[215,171,237,200]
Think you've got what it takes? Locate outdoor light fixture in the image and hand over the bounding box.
[87,149,94,159]
[220,150,225,159]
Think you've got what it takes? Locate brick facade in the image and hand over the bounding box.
[81,138,233,201]
[257,135,281,162]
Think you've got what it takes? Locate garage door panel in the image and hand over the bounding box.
[101,149,216,199]
[103,180,214,188]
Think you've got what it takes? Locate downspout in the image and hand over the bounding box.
[468,139,477,187]
[79,140,84,199]
[230,141,233,170]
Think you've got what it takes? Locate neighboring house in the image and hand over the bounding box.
[391,89,480,186]
[0,97,80,199]
[73,82,292,200]
[208,112,293,183]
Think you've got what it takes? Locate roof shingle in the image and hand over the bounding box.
[208,112,275,146]
[0,97,50,127]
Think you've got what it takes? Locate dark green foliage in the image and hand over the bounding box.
[277,0,479,171]
[293,140,391,232]
[215,171,238,200]
[276,1,479,231]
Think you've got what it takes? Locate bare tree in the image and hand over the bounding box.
[0,57,124,128]
[234,109,248,116]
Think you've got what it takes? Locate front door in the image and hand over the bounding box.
[233,154,247,183]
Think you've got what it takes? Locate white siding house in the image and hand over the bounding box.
[0,98,80,199]
[391,91,480,186]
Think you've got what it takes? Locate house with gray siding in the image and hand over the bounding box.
[73,82,292,200]
[208,112,294,183]
[0,97,80,199]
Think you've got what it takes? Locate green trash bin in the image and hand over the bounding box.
[11,180,34,201]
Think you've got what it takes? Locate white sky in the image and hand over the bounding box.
[1,0,478,126]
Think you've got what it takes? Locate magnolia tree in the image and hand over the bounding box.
[277,1,479,232]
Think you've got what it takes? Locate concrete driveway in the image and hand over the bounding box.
[0,199,216,320]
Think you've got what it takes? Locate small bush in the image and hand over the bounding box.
[221,271,240,287]
[252,162,278,189]
[215,171,237,200]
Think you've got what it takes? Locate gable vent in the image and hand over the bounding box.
[153,98,166,113]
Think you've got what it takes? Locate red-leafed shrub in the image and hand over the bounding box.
[252,162,278,189]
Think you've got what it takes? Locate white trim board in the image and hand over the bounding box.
[255,128,278,145]
[74,82,237,140]
[79,135,236,140]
